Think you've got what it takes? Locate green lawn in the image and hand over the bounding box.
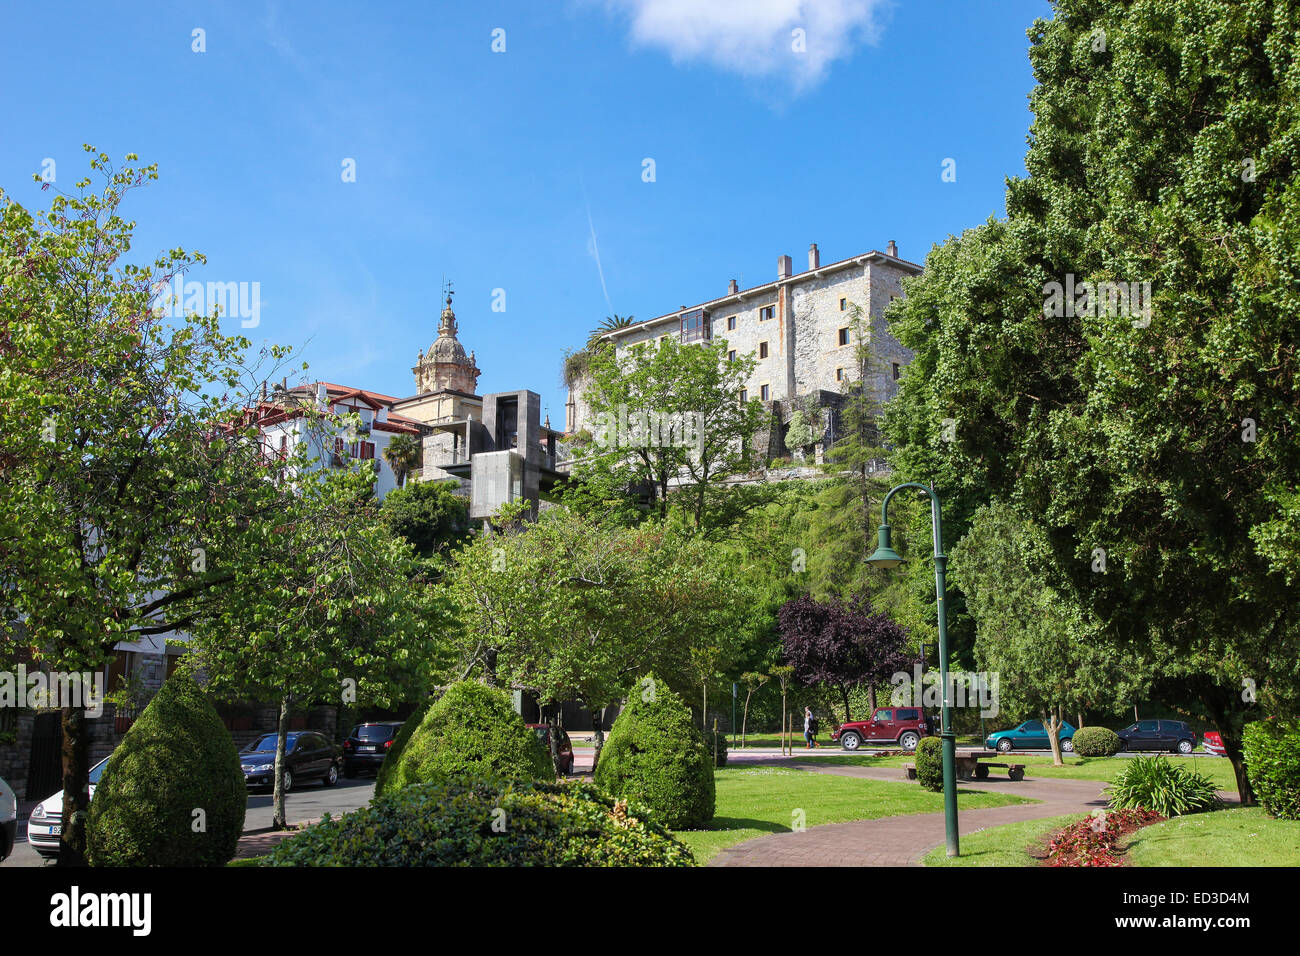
[820,752,1239,789]
[673,765,1035,863]
[1123,807,1300,866]
[921,813,1084,866]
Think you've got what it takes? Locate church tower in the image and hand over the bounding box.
[413,287,480,395]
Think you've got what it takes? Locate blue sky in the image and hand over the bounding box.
[2,0,1052,421]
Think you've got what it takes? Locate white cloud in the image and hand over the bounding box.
[598,0,887,91]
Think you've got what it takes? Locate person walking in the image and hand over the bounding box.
[803,706,819,749]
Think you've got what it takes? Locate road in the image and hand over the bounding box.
[2,776,378,868]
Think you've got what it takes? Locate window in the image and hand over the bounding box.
[759,341,769,359]
[680,308,710,343]
[897,709,919,721]
[727,315,737,331]
[759,304,775,321]
[727,350,736,362]
[836,368,845,381]
[875,710,894,723]
[838,328,850,347]
[739,389,748,403]
[892,362,901,380]
[760,384,770,401]
[839,297,848,311]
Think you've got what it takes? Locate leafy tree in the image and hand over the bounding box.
[778,593,916,720]
[739,671,770,747]
[381,432,421,488]
[0,149,295,864]
[379,478,470,559]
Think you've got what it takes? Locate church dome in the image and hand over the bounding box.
[413,288,480,395]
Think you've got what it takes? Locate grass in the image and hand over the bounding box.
[922,813,1085,867]
[1122,807,1300,866]
[672,765,1035,863]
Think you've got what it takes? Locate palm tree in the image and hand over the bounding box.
[383,433,422,488]
[586,314,635,349]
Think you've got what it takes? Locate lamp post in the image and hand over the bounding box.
[867,481,959,857]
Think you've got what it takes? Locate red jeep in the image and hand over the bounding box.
[831,707,932,752]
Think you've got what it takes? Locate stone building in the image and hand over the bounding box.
[565,241,921,463]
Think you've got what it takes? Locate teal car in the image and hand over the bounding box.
[985,720,1076,753]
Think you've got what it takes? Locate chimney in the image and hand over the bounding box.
[316,383,328,405]
[728,278,738,295]
[809,243,820,270]
[886,239,898,258]
[377,407,388,424]
[778,254,792,280]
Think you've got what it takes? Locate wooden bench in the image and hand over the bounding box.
[902,758,1026,782]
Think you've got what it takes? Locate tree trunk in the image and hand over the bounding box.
[482,647,499,688]
[1046,705,1064,767]
[591,705,606,773]
[839,684,852,723]
[702,682,707,731]
[272,695,290,830]
[868,684,877,711]
[741,691,753,748]
[546,707,561,777]
[57,705,90,867]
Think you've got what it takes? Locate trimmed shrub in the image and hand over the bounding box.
[1107,755,1223,816]
[1072,725,1121,757]
[377,681,551,796]
[702,726,729,768]
[261,777,695,867]
[1244,718,1300,820]
[914,735,943,792]
[87,673,245,866]
[594,674,715,829]
[374,710,421,796]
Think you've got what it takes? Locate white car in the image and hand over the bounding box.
[0,776,16,862]
[27,756,109,859]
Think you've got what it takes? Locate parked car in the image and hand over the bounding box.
[527,723,575,774]
[1202,731,1226,757]
[240,731,342,791]
[1116,719,1196,754]
[985,720,1077,753]
[1,776,16,863]
[341,721,404,778]
[27,756,111,859]
[832,707,933,752]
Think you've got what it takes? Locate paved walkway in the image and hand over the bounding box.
[709,760,1111,867]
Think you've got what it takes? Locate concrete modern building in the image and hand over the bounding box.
[565,241,922,463]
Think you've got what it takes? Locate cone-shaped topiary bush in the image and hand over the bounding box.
[262,777,696,867]
[87,672,245,866]
[374,708,422,796]
[914,736,943,791]
[377,680,551,796]
[593,674,715,828]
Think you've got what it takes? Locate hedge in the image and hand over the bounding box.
[593,674,715,829]
[1072,726,1121,757]
[1244,718,1300,820]
[262,777,695,867]
[914,735,943,792]
[376,681,551,796]
[87,673,245,866]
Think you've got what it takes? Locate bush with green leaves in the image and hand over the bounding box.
[377,681,551,796]
[593,674,715,829]
[87,673,245,866]
[1243,718,1300,820]
[914,735,943,792]
[1106,755,1223,817]
[374,708,422,795]
[1071,726,1121,757]
[262,777,695,867]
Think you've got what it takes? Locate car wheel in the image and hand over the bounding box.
[282,769,294,792]
[1061,738,1074,753]
[322,764,338,787]
[1177,739,1193,755]
[840,731,862,751]
[997,738,1013,754]
[1118,739,1128,752]
[899,731,920,752]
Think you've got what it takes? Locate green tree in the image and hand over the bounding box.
[0,149,296,864]
[379,478,470,559]
[381,433,421,489]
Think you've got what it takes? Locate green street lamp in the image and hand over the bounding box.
[867,481,960,857]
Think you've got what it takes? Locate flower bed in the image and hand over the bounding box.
[1044,808,1163,867]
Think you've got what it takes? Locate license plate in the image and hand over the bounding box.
[49,825,61,836]
[359,746,375,752]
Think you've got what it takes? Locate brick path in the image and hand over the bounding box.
[233,818,320,860]
[709,761,1111,867]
